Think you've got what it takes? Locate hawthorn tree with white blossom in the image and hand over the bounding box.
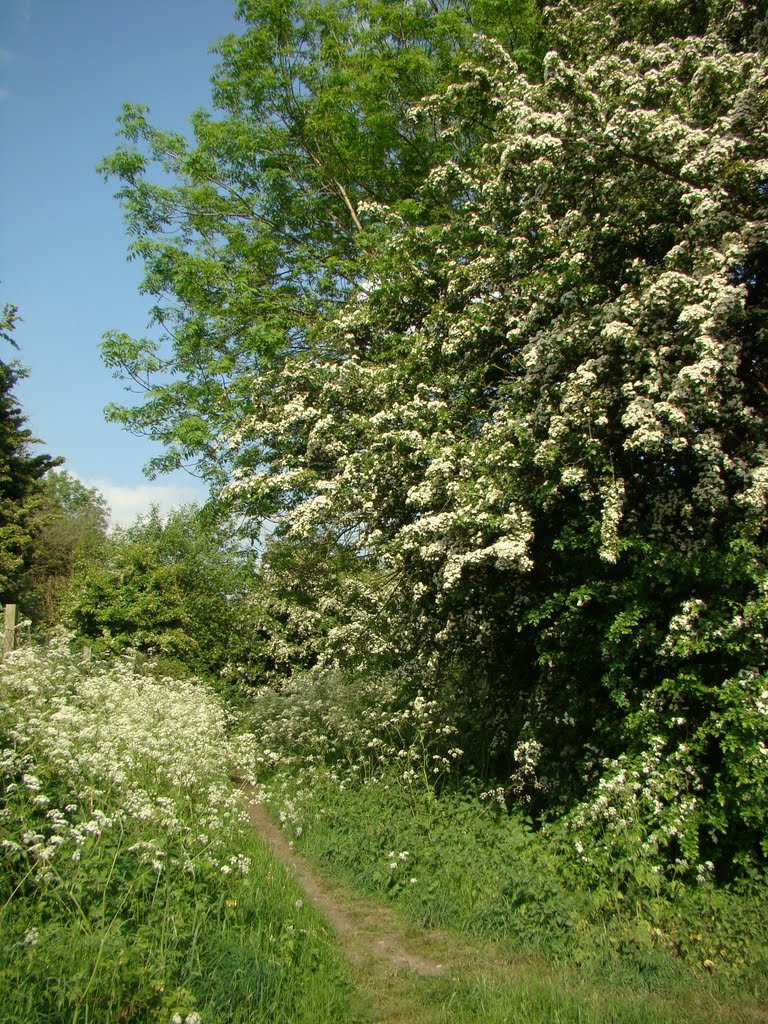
[225,0,768,872]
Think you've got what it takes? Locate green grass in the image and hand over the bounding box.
[0,822,353,1024]
[356,973,738,1024]
[263,769,768,1023]
[5,640,766,1023]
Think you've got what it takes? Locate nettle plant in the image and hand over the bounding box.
[228,0,768,877]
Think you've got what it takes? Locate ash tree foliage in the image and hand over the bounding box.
[98,0,542,484]
[104,0,768,876]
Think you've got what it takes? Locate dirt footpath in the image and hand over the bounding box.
[238,781,448,978]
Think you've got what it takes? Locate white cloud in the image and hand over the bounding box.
[0,90,9,105]
[82,478,206,529]
[0,49,12,65]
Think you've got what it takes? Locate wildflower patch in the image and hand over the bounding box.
[0,637,354,1024]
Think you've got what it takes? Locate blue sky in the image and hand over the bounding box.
[0,0,240,524]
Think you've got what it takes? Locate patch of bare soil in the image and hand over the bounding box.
[238,782,448,978]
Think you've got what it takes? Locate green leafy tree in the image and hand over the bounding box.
[98,0,542,486]
[63,504,255,682]
[225,0,768,873]
[22,471,110,623]
[100,0,768,875]
[0,305,62,606]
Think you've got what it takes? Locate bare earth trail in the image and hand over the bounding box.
[237,782,528,1024]
[240,785,447,978]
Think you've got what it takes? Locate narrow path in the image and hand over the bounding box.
[236,782,767,1024]
[238,781,448,978]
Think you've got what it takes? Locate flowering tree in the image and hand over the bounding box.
[226,0,768,871]
[239,532,389,686]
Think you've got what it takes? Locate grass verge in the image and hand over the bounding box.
[257,768,768,1024]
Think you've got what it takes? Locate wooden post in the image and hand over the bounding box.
[3,604,17,657]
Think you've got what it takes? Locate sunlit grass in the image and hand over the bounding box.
[263,772,768,1024]
[236,669,768,1023]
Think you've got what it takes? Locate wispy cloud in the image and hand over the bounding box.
[82,477,206,529]
[0,90,9,105]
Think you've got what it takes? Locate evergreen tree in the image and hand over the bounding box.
[0,305,62,605]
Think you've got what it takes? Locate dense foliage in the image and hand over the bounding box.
[239,675,768,1002]
[98,0,542,483]
[22,470,110,622]
[0,639,353,1023]
[62,504,254,682]
[0,305,62,607]
[227,0,768,877]
[103,0,768,880]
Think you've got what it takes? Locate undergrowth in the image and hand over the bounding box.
[237,668,768,1018]
[286,773,768,998]
[0,638,354,1024]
